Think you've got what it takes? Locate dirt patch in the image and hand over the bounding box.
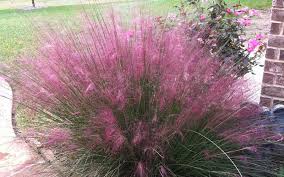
[245,10,271,39]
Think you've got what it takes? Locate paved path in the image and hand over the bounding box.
[244,10,270,103]
[0,79,43,177]
[245,55,265,103]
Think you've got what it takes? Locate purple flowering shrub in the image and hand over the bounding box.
[4,15,283,177]
[180,0,266,76]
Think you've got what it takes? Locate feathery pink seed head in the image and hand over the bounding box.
[159,166,169,177]
[245,146,257,153]
[98,109,117,125]
[46,128,72,147]
[135,162,148,177]
[6,13,277,176]
[85,83,96,95]
[97,109,126,152]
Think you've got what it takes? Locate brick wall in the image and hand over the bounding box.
[261,0,284,107]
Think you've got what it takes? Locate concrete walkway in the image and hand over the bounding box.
[245,55,265,103]
[0,78,43,177]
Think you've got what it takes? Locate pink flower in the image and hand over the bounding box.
[247,38,261,53]
[226,8,232,14]
[199,14,206,21]
[255,33,265,40]
[237,18,252,26]
[240,7,249,13]
[249,9,260,17]
[234,10,246,16]
[234,7,250,16]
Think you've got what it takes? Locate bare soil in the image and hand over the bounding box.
[245,10,271,40]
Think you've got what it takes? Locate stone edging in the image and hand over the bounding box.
[9,85,61,176]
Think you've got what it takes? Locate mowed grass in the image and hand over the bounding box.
[0,0,270,62]
[224,0,272,9]
[0,6,80,62]
[0,0,179,62]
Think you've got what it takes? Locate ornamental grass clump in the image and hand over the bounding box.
[4,14,283,177]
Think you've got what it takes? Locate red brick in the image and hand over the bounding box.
[272,9,284,22]
[271,23,282,35]
[276,75,284,85]
[280,50,284,60]
[268,36,284,48]
[262,86,284,98]
[266,48,279,59]
[264,61,284,73]
[263,73,275,84]
[260,97,272,107]
[273,0,284,7]
[273,99,284,105]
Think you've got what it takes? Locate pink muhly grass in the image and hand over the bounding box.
[98,109,126,152]
[4,13,283,177]
[159,165,170,177]
[45,128,72,147]
[135,161,148,177]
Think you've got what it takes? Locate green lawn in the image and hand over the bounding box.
[224,0,272,9]
[0,0,179,62]
[0,7,80,62]
[0,0,271,62]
